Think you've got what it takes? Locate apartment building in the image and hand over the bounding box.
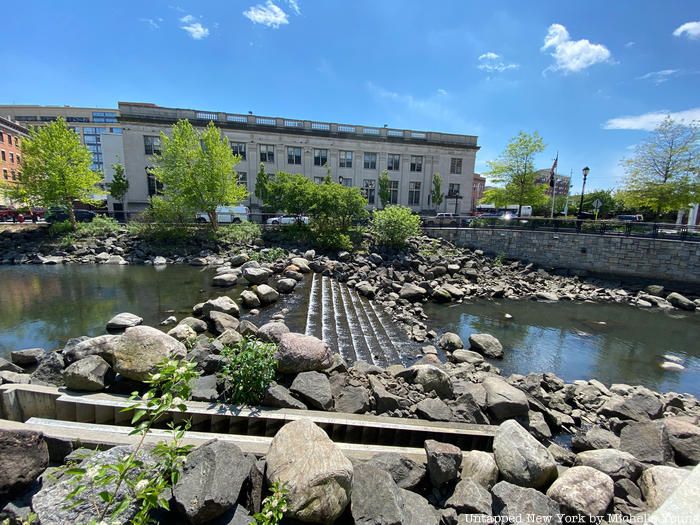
[471,173,486,210]
[0,116,29,204]
[117,102,479,215]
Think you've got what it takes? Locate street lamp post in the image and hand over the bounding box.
[578,166,590,219]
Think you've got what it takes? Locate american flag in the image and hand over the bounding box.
[549,153,558,188]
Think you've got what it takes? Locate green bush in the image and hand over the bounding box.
[370,205,421,248]
[213,222,261,245]
[249,246,287,263]
[74,215,121,237]
[312,229,353,251]
[218,338,277,405]
[48,220,73,238]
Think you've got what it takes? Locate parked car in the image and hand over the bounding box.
[423,213,460,226]
[479,211,515,220]
[196,205,250,224]
[266,215,310,225]
[45,207,97,223]
[616,214,644,222]
[0,205,17,222]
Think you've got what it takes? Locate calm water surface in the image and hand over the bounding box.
[425,300,700,397]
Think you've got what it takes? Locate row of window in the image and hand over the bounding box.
[142,136,465,174]
[2,168,19,181]
[0,150,20,164]
[0,131,20,146]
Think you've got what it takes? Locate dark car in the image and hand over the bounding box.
[45,208,97,223]
[0,205,16,221]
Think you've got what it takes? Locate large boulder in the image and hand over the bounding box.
[266,419,352,524]
[638,465,690,511]
[263,383,307,410]
[275,333,333,374]
[243,267,272,285]
[106,312,143,332]
[173,440,253,524]
[424,439,462,487]
[619,420,673,464]
[168,323,197,342]
[208,310,240,335]
[355,281,376,299]
[546,466,613,517]
[30,352,65,386]
[493,420,558,489]
[110,326,186,381]
[289,371,334,410]
[179,316,208,333]
[571,426,620,452]
[445,478,492,515]
[290,257,311,273]
[63,335,120,365]
[492,481,561,522]
[0,430,49,497]
[255,284,280,305]
[364,453,426,491]
[482,376,529,421]
[401,364,453,399]
[461,450,499,489]
[212,271,240,288]
[574,449,643,481]
[438,332,464,351]
[469,333,504,358]
[334,384,371,414]
[276,278,297,294]
[257,322,290,344]
[11,348,45,366]
[598,390,663,421]
[414,398,452,421]
[202,296,240,318]
[240,289,261,309]
[665,417,700,465]
[399,283,428,302]
[63,355,113,391]
[666,292,696,311]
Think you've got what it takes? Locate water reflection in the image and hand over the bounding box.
[425,300,700,397]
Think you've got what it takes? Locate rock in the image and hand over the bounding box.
[263,383,307,410]
[638,465,690,511]
[469,333,504,358]
[30,352,65,386]
[276,278,297,294]
[106,312,143,332]
[571,426,620,451]
[255,284,279,305]
[368,375,403,414]
[493,420,558,489]
[110,326,186,381]
[432,287,452,302]
[243,266,272,284]
[365,453,426,491]
[645,284,665,296]
[153,256,167,266]
[665,417,700,465]
[548,443,576,466]
[191,374,219,402]
[208,311,240,335]
[598,390,663,421]
[334,384,370,414]
[666,292,696,311]
[173,440,253,524]
[0,371,31,384]
[535,291,559,302]
[424,439,462,487]
[32,446,155,525]
[63,355,112,391]
[239,290,261,309]
[212,272,240,287]
[0,430,49,497]
[450,349,485,365]
[528,411,552,440]
[546,466,613,517]
[355,281,377,299]
[445,478,493,515]
[62,335,119,364]
[404,364,453,398]
[168,323,198,342]
[415,397,452,421]
[275,333,333,374]
[0,357,23,373]
[230,253,249,266]
[290,257,311,273]
[304,249,316,260]
[438,332,464,351]
[257,322,290,344]
[461,450,498,489]
[202,296,240,318]
[10,348,45,366]
[160,315,177,326]
[619,420,672,464]
[574,449,643,481]
[482,376,529,421]
[350,464,404,525]
[492,481,561,522]
[399,283,428,302]
[237,320,259,337]
[290,371,334,410]
[399,488,440,525]
[266,419,352,524]
[179,316,209,333]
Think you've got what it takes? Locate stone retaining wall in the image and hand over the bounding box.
[425,228,700,285]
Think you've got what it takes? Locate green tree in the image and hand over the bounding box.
[254,163,271,204]
[266,172,315,215]
[567,189,626,218]
[323,163,332,184]
[108,163,129,219]
[620,117,700,215]
[378,169,391,208]
[4,117,103,229]
[371,205,422,248]
[431,172,444,211]
[154,120,246,231]
[486,131,548,215]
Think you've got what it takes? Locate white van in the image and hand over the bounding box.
[196,205,250,224]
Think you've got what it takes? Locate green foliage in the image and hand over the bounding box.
[431,172,444,210]
[219,338,278,405]
[108,163,129,203]
[214,222,261,245]
[378,169,391,208]
[265,173,315,215]
[64,359,200,525]
[249,247,287,263]
[74,216,121,237]
[254,163,271,203]
[154,120,247,230]
[252,482,289,525]
[620,116,700,214]
[48,220,74,238]
[371,205,421,248]
[566,189,627,218]
[4,117,103,229]
[312,230,354,251]
[485,131,548,212]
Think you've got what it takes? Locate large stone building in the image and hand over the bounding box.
[0,116,29,204]
[117,102,479,215]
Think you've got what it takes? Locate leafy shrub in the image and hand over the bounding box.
[253,482,288,525]
[219,338,278,405]
[249,246,287,263]
[370,205,421,248]
[48,220,73,238]
[312,229,353,251]
[214,221,261,245]
[74,215,121,237]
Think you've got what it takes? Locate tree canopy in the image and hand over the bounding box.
[431,172,444,211]
[620,117,699,214]
[107,163,129,203]
[154,120,246,230]
[378,169,390,208]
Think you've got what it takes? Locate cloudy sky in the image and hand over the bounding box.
[2,1,699,190]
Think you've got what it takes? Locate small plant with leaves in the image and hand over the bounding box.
[249,247,287,263]
[252,481,288,525]
[219,338,278,405]
[64,358,200,525]
[370,205,421,248]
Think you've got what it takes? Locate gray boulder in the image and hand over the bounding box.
[619,420,673,464]
[0,430,49,497]
[168,323,197,342]
[401,364,453,398]
[257,321,290,344]
[482,376,529,421]
[275,333,333,374]
[365,453,426,491]
[263,383,307,410]
[424,439,462,487]
[106,312,143,333]
[414,397,452,421]
[230,253,249,267]
[276,278,297,294]
[290,371,334,410]
[30,352,65,386]
[110,326,186,381]
[208,311,240,335]
[665,417,700,465]
[239,290,261,309]
[399,283,428,302]
[202,296,240,318]
[63,355,112,391]
[355,281,376,298]
[546,466,613,517]
[191,374,219,402]
[438,332,464,351]
[461,450,498,489]
[399,488,440,525]
[574,449,643,481]
[10,348,45,366]
[666,292,696,311]
[445,478,493,515]
[493,420,558,489]
[173,440,253,524]
[0,357,23,373]
[179,316,208,333]
[598,390,663,421]
[243,266,272,285]
[255,284,279,305]
[571,426,620,451]
[212,272,240,287]
[492,481,561,522]
[334,384,370,414]
[638,465,690,511]
[290,257,311,273]
[63,335,119,365]
[0,371,31,384]
[469,333,504,358]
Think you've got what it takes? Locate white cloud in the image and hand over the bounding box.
[139,17,162,29]
[624,41,636,48]
[437,88,448,96]
[637,69,680,85]
[243,1,289,28]
[542,23,612,73]
[477,51,519,73]
[604,107,700,131]
[180,15,209,39]
[286,0,301,15]
[673,21,700,40]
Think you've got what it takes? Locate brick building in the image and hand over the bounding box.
[0,116,29,203]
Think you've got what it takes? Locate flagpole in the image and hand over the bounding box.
[549,152,558,219]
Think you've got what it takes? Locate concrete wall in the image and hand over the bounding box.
[426,227,700,285]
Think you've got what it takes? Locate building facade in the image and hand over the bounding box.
[0,116,29,204]
[117,102,479,215]
[534,169,571,197]
[471,173,486,210]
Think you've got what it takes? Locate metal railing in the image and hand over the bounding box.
[423,216,700,242]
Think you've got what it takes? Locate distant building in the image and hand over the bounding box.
[0,116,29,204]
[535,169,570,197]
[471,173,486,210]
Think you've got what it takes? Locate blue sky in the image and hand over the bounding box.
[2,1,699,191]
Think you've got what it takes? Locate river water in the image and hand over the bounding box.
[1,265,698,397]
